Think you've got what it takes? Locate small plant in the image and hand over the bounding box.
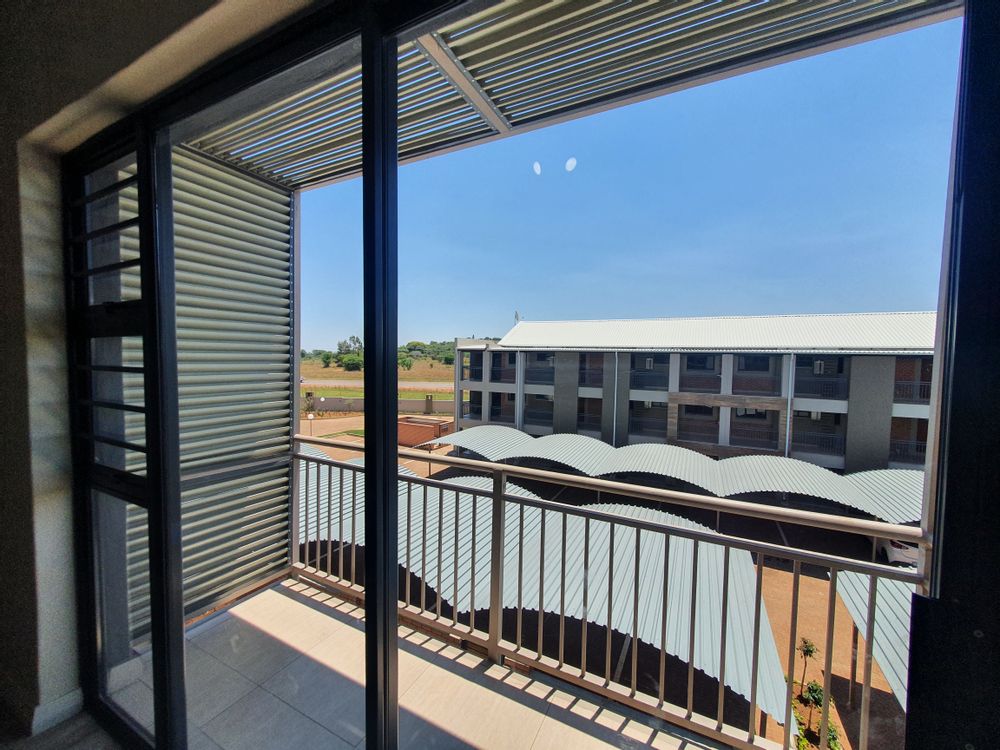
[798,637,818,696]
[791,704,809,750]
[827,721,842,750]
[804,680,824,728]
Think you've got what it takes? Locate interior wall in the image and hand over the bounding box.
[0,0,307,734]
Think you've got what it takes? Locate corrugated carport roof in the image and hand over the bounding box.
[184,0,958,189]
[426,427,924,523]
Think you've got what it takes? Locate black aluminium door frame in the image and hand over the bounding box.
[61,2,469,749]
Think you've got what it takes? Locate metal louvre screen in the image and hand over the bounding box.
[172,147,294,614]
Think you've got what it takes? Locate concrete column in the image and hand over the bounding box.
[601,353,618,443]
[514,351,526,430]
[718,406,731,446]
[667,403,679,440]
[552,352,579,433]
[668,353,680,392]
[614,353,630,445]
[780,354,792,397]
[845,356,895,471]
[721,354,734,396]
[454,345,461,426]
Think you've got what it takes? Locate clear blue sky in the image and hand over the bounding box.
[299,19,963,350]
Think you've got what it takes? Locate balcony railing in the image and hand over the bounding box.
[462,365,483,381]
[577,413,602,430]
[732,373,781,396]
[579,367,604,387]
[490,366,516,383]
[791,430,846,456]
[524,407,553,426]
[524,366,554,385]
[794,375,848,400]
[893,381,931,404]
[489,408,515,424]
[629,415,666,436]
[890,439,927,464]
[464,403,482,419]
[729,424,778,449]
[678,372,721,393]
[629,369,668,390]
[295,436,924,750]
[676,419,718,443]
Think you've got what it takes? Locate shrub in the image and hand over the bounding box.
[340,353,363,371]
[320,351,334,368]
[399,356,413,371]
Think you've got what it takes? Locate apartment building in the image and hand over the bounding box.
[456,312,935,472]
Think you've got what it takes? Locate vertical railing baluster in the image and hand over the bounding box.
[686,539,699,717]
[819,569,838,750]
[748,556,764,741]
[559,512,567,668]
[435,487,442,618]
[859,575,879,750]
[631,528,640,695]
[419,484,428,614]
[581,516,590,677]
[605,522,615,684]
[487,470,506,662]
[517,504,524,649]
[537,508,546,659]
[783,560,802,750]
[470,493,478,634]
[326,465,333,576]
[314,460,320,570]
[350,469,357,585]
[453,490,460,627]
[338,467,344,581]
[404,481,412,607]
[658,534,670,705]
[716,546,731,728]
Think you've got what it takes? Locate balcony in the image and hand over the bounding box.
[894,381,931,404]
[890,439,927,465]
[629,369,668,390]
[462,365,483,382]
[794,375,848,400]
[629,415,666,438]
[489,407,515,424]
[676,419,719,443]
[490,366,516,383]
[678,372,721,393]
[579,367,604,387]
[523,407,553,427]
[577,412,602,431]
[524,366,554,385]
[464,402,483,420]
[729,424,779,450]
[291,439,921,750]
[791,431,846,456]
[732,373,781,397]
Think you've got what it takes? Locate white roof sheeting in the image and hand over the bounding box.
[425,427,924,524]
[837,571,915,708]
[497,312,935,354]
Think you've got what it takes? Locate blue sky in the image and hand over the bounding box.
[299,19,963,350]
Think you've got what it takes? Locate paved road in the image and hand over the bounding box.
[302,378,453,390]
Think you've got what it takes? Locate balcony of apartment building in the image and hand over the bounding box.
[523,394,554,429]
[462,350,484,382]
[524,352,555,385]
[464,391,484,421]
[579,352,605,387]
[794,355,850,400]
[890,416,929,466]
[628,400,667,442]
[732,355,782,396]
[577,396,603,436]
[678,354,722,393]
[676,404,720,443]
[629,352,669,391]
[790,411,848,456]
[489,392,516,424]
[894,356,933,404]
[490,351,517,384]
[729,408,780,451]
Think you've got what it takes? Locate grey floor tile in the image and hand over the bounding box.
[191,614,319,685]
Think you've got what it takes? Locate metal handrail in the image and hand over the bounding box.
[295,435,925,543]
[893,381,931,403]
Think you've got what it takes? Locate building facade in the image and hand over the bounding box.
[456,312,935,472]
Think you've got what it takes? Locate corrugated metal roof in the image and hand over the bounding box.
[425,427,924,523]
[297,446,790,723]
[837,571,914,708]
[184,1,957,189]
[496,312,936,354]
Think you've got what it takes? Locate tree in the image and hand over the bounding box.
[398,356,414,371]
[340,353,363,371]
[320,351,334,368]
[797,637,818,696]
[300,348,307,359]
[440,352,454,365]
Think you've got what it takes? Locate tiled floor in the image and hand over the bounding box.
[11,580,727,750]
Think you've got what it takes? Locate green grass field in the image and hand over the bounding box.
[321,429,365,438]
[302,386,466,400]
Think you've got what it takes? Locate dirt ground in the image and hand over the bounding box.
[762,564,905,749]
[300,358,454,384]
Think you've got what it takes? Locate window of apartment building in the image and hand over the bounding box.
[735,408,768,419]
[738,355,771,372]
[682,405,715,418]
[685,355,715,371]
